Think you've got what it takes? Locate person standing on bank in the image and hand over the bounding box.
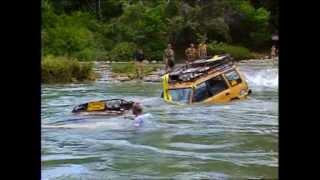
[133,48,145,80]
[271,45,277,60]
[163,43,175,73]
[198,41,208,59]
[185,43,197,65]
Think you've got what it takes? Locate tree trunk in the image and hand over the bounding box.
[96,0,101,20]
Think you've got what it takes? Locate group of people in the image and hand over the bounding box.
[163,42,208,72]
[133,41,208,79]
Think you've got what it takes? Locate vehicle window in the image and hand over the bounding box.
[206,75,229,96]
[106,100,121,110]
[225,70,242,86]
[168,88,192,104]
[193,75,229,103]
[193,82,209,102]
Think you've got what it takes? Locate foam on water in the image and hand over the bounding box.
[242,68,278,89]
[42,113,156,130]
[42,164,89,180]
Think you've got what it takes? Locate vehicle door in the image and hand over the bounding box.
[223,68,248,100]
[192,74,230,103]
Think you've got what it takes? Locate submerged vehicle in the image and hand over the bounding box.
[161,54,251,104]
[72,99,134,116]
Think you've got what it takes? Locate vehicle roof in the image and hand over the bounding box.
[167,55,236,89]
[168,65,236,89]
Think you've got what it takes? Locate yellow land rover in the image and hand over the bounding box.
[161,55,251,104]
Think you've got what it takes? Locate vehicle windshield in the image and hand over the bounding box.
[168,88,192,104]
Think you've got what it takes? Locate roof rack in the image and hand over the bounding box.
[169,54,234,82]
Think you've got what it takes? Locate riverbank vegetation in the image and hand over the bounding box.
[111,63,163,79]
[208,42,255,60]
[42,0,278,82]
[42,55,95,83]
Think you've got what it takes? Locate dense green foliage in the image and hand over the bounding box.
[42,0,278,61]
[107,42,137,62]
[42,55,95,83]
[42,1,103,61]
[208,42,254,60]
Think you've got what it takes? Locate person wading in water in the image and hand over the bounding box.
[132,103,145,127]
[124,102,151,128]
[133,48,145,80]
[163,43,175,73]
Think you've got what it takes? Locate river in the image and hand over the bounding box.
[41,60,278,179]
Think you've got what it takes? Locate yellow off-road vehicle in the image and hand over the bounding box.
[161,55,251,104]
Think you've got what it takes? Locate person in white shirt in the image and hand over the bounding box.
[132,103,145,127]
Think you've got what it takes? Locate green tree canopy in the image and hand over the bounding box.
[42,0,277,61]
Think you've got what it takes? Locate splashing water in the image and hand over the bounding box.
[238,61,278,90]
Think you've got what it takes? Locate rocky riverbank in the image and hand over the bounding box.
[94,61,165,82]
[94,58,278,83]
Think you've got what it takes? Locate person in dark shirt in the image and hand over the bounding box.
[133,48,145,80]
[163,43,175,73]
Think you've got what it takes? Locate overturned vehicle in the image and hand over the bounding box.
[161,55,251,104]
[72,99,134,116]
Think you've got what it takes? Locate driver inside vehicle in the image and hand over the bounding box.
[206,76,228,96]
[193,75,229,102]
